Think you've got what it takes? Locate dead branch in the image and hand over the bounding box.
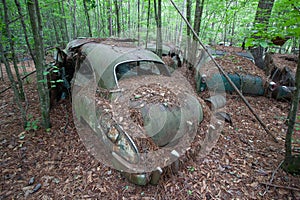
[260,182,300,192]
[0,70,36,95]
[170,0,278,143]
[260,160,284,196]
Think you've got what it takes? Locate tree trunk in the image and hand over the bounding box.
[0,32,27,127]
[114,0,121,37]
[191,0,205,65]
[83,0,92,37]
[185,0,192,66]
[68,0,77,39]
[250,0,275,69]
[0,63,3,81]
[107,0,113,36]
[96,0,101,36]
[145,0,151,48]
[3,0,25,100]
[14,0,34,60]
[27,0,51,128]
[284,42,300,174]
[230,0,238,45]
[51,10,61,44]
[137,0,140,45]
[127,1,131,34]
[60,1,69,42]
[177,0,186,48]
[154,0,162,58]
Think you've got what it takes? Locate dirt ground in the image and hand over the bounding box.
[0,49,299,199]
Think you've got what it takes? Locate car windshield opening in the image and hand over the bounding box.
[115,61,168,80]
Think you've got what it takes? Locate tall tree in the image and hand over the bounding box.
[114,0,121,37]
[137,0,140,45]
[284,41,300,174]
[14,0,34,60]
[190,0,205,65]
[107,0,113,36]
[59,1,69,43]
[154,0,162,58]
[95,0,101,36]
[2,0,25,100]
[250,0,275,69]
[185,0,192,65]
[68,0,77,39]
[176,0,186,48]
[0,40,27,127]
[0,4,27,127]
[145,0,151,47]
[83,0,92,37]
[27,0,51,128]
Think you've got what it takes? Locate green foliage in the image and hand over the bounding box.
[25,114,40,131]
[187,166,195,172]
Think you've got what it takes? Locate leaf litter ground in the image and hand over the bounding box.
[0,50,299,199]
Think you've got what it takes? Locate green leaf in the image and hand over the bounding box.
[43,71,49,76]
[38,79,47,83]
[259,41,268,48]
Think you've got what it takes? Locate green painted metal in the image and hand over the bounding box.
[201,73,265,96]
[71,40,204,186]
[80,43,168,89]
[241,74,264,96]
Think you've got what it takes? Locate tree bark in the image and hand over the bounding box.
[154,0,162,58]
[96,0,101,36]
[284,42,300,173]
[191,0,205,65]
[127,1,131,34]
[0,31,27,127]
[107,0,113,36]
[60,1,69,42]
[137,0,140,45]
[83,0,92,37]
[14,0,34,60]
[250,0,275,69]
[68,0,77,39]
[27,0,51,128]
[51,10,61,44]
[177,0,186,48]
[185,0,192,65]
[3,0,25,100]
[113,0,120,37]
[0,63,3,81]
[145,0,151,48]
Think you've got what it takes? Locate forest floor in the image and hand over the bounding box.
[0,47,300,199]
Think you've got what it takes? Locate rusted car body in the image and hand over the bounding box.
[53,38,204,185]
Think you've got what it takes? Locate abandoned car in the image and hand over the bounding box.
[54,38,204,185]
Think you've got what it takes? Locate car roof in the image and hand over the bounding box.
[72,40,168,89]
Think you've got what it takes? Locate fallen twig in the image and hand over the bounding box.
[260,182,300,192]
[260,160,284,196]
[0,70,36,94]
